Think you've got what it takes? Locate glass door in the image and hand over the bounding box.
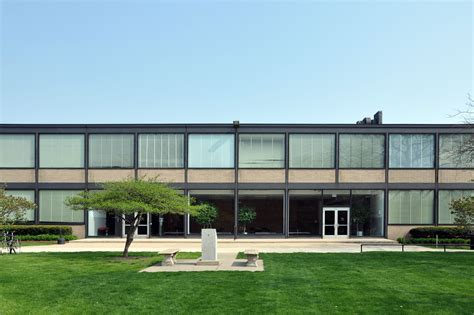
[323,207,349,238]
[123,213,150,238]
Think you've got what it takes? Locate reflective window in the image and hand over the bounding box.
[439,134,474,168]
[189,190,234,234]
[40,134,84,168]
[388,190,434,224]
[339,134,385,168]
[238,190,284,234]
[289,134,335,168]
[89,134,134,168]
[39,190,84,223]
[239,134,285,168]
[350,190,384,236]
[5,190,35,221]
[188,134,234,168]
[438,190,474,224]
[139,134,184,168]
[0,134,35,168]
[389,134,434,168]
[289,190,322,235]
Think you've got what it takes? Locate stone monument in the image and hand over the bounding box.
[196,228,219,265]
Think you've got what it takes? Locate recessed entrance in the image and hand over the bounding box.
[123,213,150,238]
[323,207,349,238]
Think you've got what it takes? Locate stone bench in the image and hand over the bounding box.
[244,249,259,267]
[159,249,180,266]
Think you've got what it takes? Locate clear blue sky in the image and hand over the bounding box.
[0,1,472,124]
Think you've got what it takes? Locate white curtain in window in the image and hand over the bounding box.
[388,190,434,224]
[39,190,84,223]
[89,134,134,168]
[438,190,474,224]
[0,134,35,167]
[439,134,474,168]
[339,134,385,168]
[139,134,184,168]
[40,134,84,168]
[6,190,35,221]
[289,134,335,168]
[389,134,434,168]
[188,134,234,168]
[239,134,285,168]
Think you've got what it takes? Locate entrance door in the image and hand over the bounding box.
[323,207,349,238]
[123,213,150,238]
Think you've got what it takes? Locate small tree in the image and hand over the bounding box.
[351,204,370,235]
[66,177,203,257]
[193,203,218,229]
[238,206,256,234]
[0,186,36,226]
[450,196,474,235]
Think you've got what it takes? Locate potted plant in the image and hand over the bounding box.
[238,206,256,235]
[351,204,370,237]
[193,203,218,229]
[57,229,66,245]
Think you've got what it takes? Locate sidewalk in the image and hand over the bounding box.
[20,238,472,253]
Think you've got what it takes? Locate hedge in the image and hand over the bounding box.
[398,237,469,245]
[409,227,470,239]
[17,234,78,241]
[0,225,73,236]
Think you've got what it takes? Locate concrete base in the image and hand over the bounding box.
[196,258,220,266]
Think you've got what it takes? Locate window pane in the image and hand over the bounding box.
[5,190,35,221]
[350,190,384,236]
[239,134,285,168]
[389,134,434,168]
[438,190,474,224]
[39,190,84,223]
[339,134,385,168]
[439,134,474,168]
[388,190,434,224]
[89,134,134,168]
[40,134,84,168]
[138,134,184,168]
[289,134,335,168]
[0,134,35,167]
[188,134,234,168]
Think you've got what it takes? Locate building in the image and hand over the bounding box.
[1,113,473,240]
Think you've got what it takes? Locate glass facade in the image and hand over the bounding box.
[439,134,474,168]
[389,134,434,168]
[438,190,474,224]
[238,190,284,234]
[40,134,85,168]
[188,134,234,168]
[138,134,184,168]
[388,190,434,224]
[0,134,35,168]
[239,134,285,168]
[5,190,35,221]
[350,190,384,236]
[189,190,234,234]
[289,134,335,168]
[289,190,322,235]
[89,134,134,168]
[39,190,84,223]
[339,134,385,168]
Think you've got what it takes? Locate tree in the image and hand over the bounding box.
[192,203,218,229]
[238,206,256,234]
[450,196,474,235]
[451,94,474,164]
[0,186,37,226]
[66,177,203,257]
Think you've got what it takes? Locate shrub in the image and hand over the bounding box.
[192,203,218,228]
[17,234,78,241]
[402,238,469,245]
[409,227,469,239]
[0,225,73,236]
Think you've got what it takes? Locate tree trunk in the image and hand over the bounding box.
[122,213,142,258]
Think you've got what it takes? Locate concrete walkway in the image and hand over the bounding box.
[141,252,264,272]
[20,238,473,253]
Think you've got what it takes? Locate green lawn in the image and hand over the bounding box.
[0,252,473,314]
[20,241,57,246]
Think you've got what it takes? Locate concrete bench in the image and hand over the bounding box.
[244,249,259,267]
[159,249,180,266]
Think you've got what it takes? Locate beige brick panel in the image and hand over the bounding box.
[88,169,135,183]
[71,225,86,239]
[388,170,435,183]
[39,169,85,183]
[187,169,234,183]
[238,169,285,183]
[438,170,474,183]
[387,225,421,240]
[138,169,185,183]
[0,169,35,183]
[288,170,336,183]
[338,170,385,183]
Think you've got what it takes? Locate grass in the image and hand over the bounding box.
[20,241,57,246]
[0,252,473,314]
